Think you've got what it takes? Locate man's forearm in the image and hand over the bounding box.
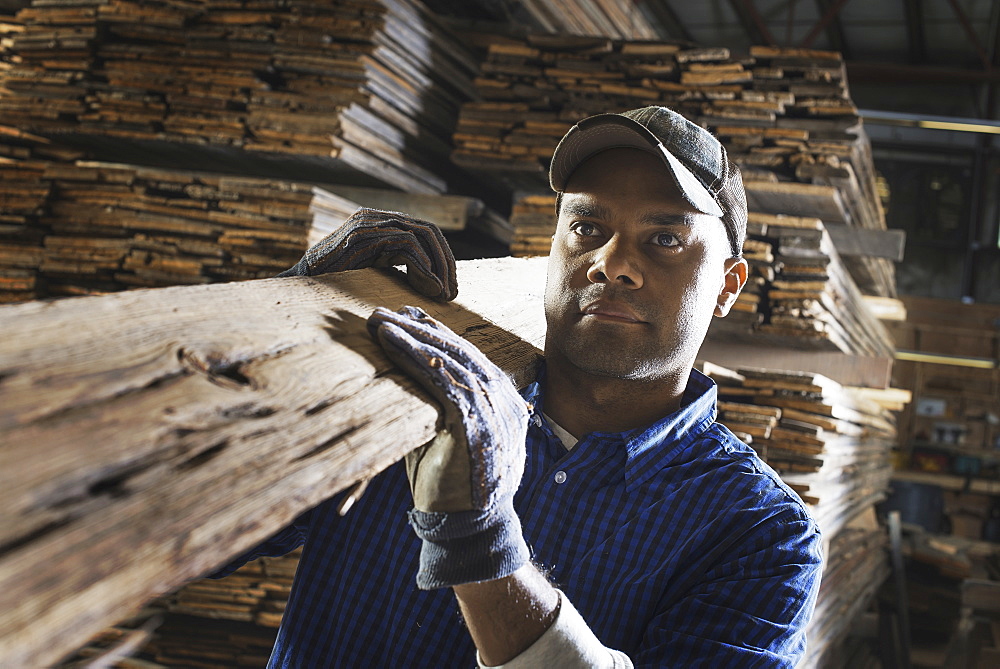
[453,564,560,665]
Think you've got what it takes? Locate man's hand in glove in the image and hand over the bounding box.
[278,207,458,302]
[366,305,530,590]
[367,307,628,668]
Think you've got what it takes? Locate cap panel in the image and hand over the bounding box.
[659,148,724,217]
[548,120,661,192]
[549,115,725,218]
[624,107,727,192]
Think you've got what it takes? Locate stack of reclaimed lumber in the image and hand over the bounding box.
[0,127,367,302]
[0,0,478,194]
[702,361,899,667]
[514,0,660,40]
[159,551,300,630]
[453,35,894,296]
[505,193,893,358]
[703,362,898,539]
[735,211,894,358]
[123,552,301,667]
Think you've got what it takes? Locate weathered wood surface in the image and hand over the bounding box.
[0,0,477,195]
[697,341,892,389]
[0,256,548,668]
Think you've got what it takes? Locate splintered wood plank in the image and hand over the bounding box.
[0,256,548,669]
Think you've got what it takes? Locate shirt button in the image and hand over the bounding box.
[554,470,567,484]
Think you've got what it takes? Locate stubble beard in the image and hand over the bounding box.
[543,308,680,382]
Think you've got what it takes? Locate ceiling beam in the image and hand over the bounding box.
[800,0,851,52]
[945,0,991,71]
[727,0,777,46]
[902,0,926,64]
[640,0,695,42]
[991,0,1000,66]
[984,0,1000,119]
[846,61,1000,84]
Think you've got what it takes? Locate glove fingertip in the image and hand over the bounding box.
[365,306,396,339]
[398,305,430,320]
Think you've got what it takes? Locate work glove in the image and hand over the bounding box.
[366,305,531,589]
[277,207,458,301]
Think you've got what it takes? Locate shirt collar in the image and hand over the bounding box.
[521,366,719,490]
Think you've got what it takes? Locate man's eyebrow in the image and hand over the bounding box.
[560,200,611,220]
[638,212,696,227]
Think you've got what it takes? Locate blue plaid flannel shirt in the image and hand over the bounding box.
[215,367,823,668]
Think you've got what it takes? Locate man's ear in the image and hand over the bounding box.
[714,257,749,317]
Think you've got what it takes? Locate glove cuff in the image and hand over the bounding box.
[408,498,530,590]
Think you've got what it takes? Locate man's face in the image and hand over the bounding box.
[543,147,745,382]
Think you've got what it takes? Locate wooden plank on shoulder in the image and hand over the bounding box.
[0,256,549,669]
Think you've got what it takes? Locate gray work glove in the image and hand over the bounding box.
[366,305,531,589]
[278,207,458,301]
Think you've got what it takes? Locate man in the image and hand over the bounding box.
[217,106,823,667]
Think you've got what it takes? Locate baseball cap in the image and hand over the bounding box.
[549,106,747,257]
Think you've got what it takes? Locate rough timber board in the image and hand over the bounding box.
[743,181,851,226]
[0,256,548,669]
[40,134,431,192]
[824,225,905,262]
[697,341,893,389]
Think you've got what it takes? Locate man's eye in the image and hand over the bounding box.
[653,232,680,247]
[571,222,598,237]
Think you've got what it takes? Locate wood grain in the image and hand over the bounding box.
[0,256,548,668]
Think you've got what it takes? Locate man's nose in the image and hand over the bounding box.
[585,237,643,288]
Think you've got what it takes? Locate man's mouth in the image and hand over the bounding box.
[581,301,645,324]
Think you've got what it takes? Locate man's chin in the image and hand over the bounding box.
[565,351,667,381]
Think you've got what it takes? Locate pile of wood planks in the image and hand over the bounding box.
[742,212,894,358]
[703,362,897,539]
[798,512,890,669]
[702,361,902,667]
[55,553,300,667]
[453,36,895,296]
[160,551,299,630]
[0,0,478,194]
[514,0,661,40]
[0,126,368,302]
[137,615,277,668]
[505,194,894,358]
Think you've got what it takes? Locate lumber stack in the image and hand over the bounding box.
[453,36,894,296]
[798,512,890,669]
[743,212,894,358]
[137,615,277,668]
[161,551,299,629]
[57,552,299,667]
[0,0,478,194]
[515,0,660,40]
[702,361,902,667]
[0,129,369,302]
[703,363,898,539]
